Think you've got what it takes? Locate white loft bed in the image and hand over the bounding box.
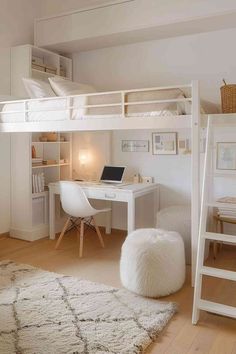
[0,80,201,283]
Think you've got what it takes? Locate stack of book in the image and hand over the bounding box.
[217,196,236,220]
[32,157,43,166]
[32,173,45,194]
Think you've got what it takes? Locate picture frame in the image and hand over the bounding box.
[217,142,236,170]
[121,140,149,152]
[152,132,177,155]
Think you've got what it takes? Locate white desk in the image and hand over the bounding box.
[48,182,159,239]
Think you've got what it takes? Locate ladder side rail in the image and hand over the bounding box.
[192,116,213,324]
[191,80,200,285]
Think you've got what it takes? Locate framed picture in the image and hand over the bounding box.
[217,142,236,170]
[122,140,149,152]
[178,138,191,154]
[152,132,177,155]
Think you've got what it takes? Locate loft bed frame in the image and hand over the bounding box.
[0,80,201,283]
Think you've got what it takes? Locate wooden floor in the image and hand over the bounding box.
[0,229,236,354]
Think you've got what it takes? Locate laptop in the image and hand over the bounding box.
[100,165,126,185]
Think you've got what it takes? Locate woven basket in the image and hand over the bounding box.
[221,80,236,113]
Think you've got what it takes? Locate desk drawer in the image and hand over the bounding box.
[85,189,129,202]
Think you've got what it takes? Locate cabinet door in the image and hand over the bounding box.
[11,133,32,229]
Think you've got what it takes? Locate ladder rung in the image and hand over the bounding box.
[203,232,236,244]
[201,266,236,281]
[198,300,236,319]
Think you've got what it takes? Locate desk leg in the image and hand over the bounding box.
[49,189,56,240]
[105,201,112,234]
[153,188,159,227]
[127,197,135,234]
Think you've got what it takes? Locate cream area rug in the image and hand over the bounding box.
[0,260,177,354]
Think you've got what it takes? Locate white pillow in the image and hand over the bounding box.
[22,78,56,98]
[48,77,95,96]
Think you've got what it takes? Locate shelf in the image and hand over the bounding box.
[32,191,49,198]
[32,163,70,169]
[31,68,67,80]
[32,141,70,144]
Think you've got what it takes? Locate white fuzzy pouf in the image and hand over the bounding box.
[120,228,186,298]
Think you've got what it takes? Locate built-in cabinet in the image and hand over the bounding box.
[10,44,73,240]
[10,132,72,241]
[11,44,72,97]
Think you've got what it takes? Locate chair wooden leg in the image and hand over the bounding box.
[213,241,218,259]
[55,217,71,249]
[79,219,84,258]
[92,216,105,248]
[220,220,224,251]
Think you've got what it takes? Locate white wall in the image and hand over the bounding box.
[72,131,112,226]
[73,27,236,106]
[72,131,111,181]
[0,0,39,48]
[72,27,236,229]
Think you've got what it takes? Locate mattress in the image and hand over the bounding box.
[0,89,190,123]
[0,98,68,123]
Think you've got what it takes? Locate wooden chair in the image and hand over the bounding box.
[55,181,110,257]
[213,215,236,258]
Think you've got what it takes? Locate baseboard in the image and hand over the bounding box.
[0,232,9,239]
[10,225,49,242]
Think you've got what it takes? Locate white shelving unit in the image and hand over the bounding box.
[11,44,72,98]
[10,132,72,241]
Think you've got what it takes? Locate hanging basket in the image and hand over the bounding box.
[220,79,236,113]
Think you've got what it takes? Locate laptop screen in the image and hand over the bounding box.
[100,166,125,183]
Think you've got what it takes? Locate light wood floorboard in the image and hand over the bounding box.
[0,229,235,354]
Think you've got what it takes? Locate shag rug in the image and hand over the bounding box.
[0,260,177,354]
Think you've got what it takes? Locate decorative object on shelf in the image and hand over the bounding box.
[32,173,45,193]
[32,145,36,158]
[217,196,236,204]
[32,63,46,72]
[220,79,236,113]
[60,135,66,142]
[32,55,44,65]
[42,132,57,142]
[217,142,236,170]
[45,65,57,75]
[122,140,149,152]
[43,159,57,165]
[60,159,65,164]
[39,136,48,142]
[152,132,177,155]
[32,157,43,166]
[178,138,191,154]
[141,176,153,183]
[133,173,141,183]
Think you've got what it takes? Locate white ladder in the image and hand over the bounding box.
[192,115,236,324]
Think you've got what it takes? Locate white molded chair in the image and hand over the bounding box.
[55,181,111,257]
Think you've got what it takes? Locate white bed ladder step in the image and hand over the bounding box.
[198,300,236,319]
[192,115,236,325]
